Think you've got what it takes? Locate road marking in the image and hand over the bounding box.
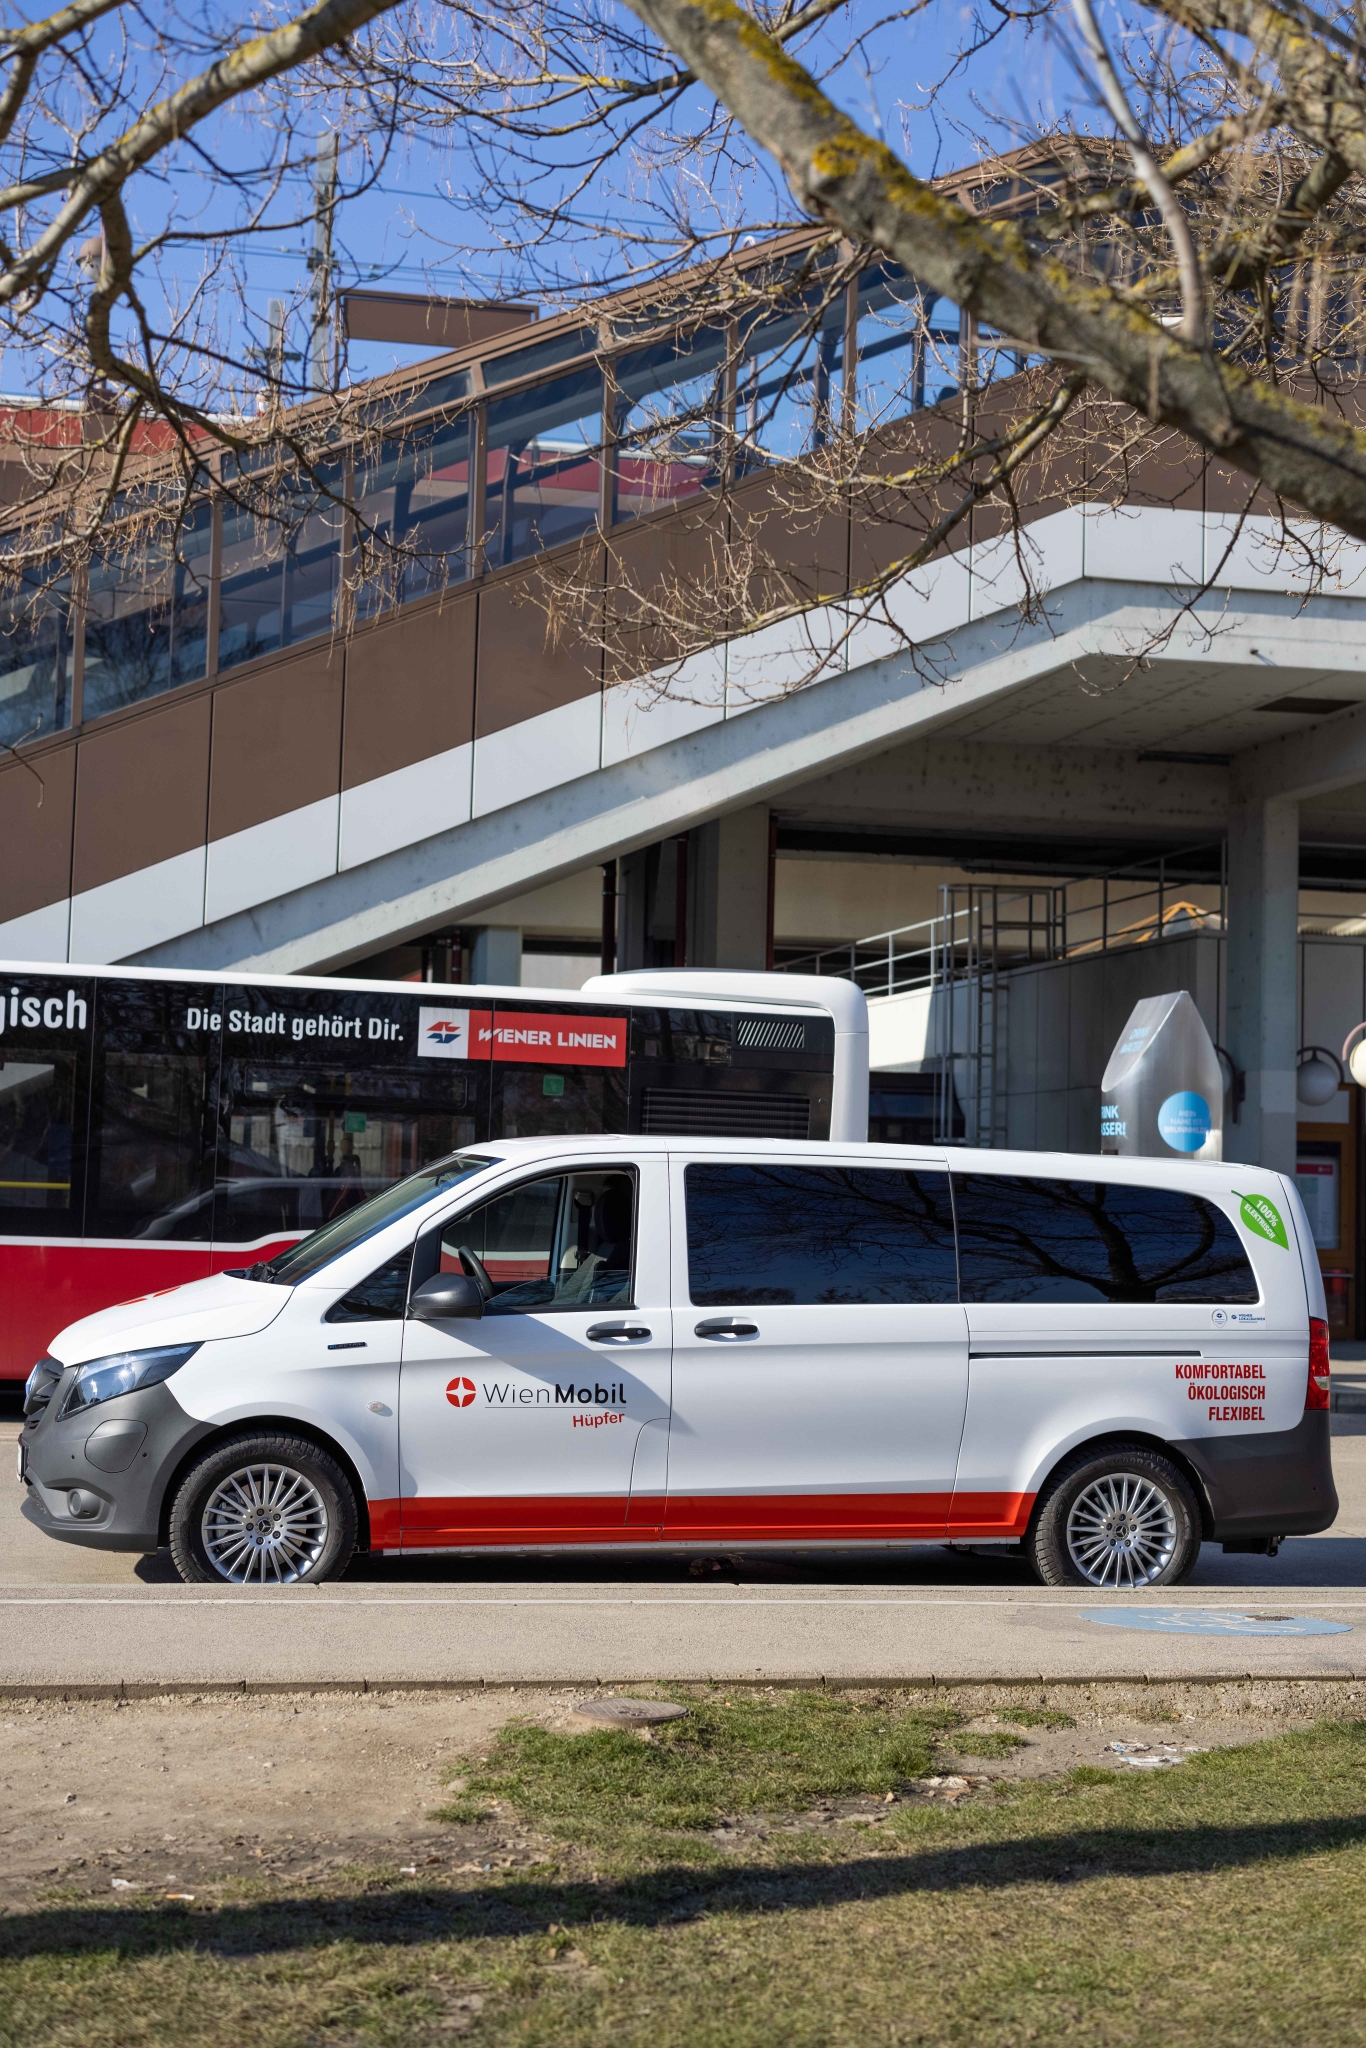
[3,1595,1366,1609]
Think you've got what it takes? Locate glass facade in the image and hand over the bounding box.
[0,254,1015,748]
[483,366,604,568]
[611,328,729,520]
[219,468,344,671]
[83,501,213,720]
[737,296,847,471]
[0,560,72,748]
[354,413,472,618]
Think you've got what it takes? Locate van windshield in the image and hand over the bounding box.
[236,1153,498,1286]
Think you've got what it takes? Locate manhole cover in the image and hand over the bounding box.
[1081,1607,1351,1638]
[571,1697,691,1726]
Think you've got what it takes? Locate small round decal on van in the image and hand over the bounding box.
[446,1376,477,1408]
[1156,1091,1212,1152]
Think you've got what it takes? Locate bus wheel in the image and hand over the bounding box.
[1026,1444,1200,1590]
[169,1433,358,1586]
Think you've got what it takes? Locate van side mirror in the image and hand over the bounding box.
[409,1273,484,1321]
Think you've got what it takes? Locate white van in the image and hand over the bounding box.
[18,1138,1336,1589]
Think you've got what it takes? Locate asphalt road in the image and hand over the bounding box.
[5,1407,1366,1689]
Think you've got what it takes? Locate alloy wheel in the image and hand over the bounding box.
[1064,1472,1178,1589]
[200,1461,330,1583]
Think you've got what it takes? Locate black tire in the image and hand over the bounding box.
[1025,1442,1202,1590]
[169,1432,358,1585]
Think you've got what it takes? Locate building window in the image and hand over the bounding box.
[82,501,213,719]
[610,328,730,521]
[0,559,73,747]
[483,366,605,568]
[852,266,963,427]
[218,467,344,671]
[736,295,847,473]
[353,413,472,618]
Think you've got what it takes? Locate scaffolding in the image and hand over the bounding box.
[779,842,1227,1144]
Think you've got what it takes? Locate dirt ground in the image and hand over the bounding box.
[1,1680,1360,1903]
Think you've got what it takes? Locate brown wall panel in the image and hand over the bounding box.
[970,368,1086,545]
[729,470,850,613]
[342,591,476,790]
[606,508,728,676]
[72,694,210,896]
[475,543,603,740]
[849,404,967,584]
[0,742,74,921]
[208,644,343,843]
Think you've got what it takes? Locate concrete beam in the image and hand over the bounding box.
[1235,699,1366,803]
[125,575,1366,977]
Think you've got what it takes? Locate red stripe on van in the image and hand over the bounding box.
[373,1490,1045,1548]
[947,1492,1037,1539]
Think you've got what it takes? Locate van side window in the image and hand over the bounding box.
[953,1176,1259,1304]
[325,1247,413,1321]
[440,1170,634,1313]
[685,1163,957,1306]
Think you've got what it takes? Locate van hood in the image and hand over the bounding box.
[48,1271,290,1366]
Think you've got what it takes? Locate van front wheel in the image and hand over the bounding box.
[169,1433,358,1585]
[1026,1446,1201,1589]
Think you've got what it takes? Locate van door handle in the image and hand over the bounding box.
[586,1322,652,1342]
[695,1318,759,1340]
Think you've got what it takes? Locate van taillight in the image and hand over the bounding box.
[1307,1318,1332,1411]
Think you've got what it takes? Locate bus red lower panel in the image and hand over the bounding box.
[0,1239,298,1383]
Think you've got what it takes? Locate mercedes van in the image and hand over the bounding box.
[18,1138,1336,1588]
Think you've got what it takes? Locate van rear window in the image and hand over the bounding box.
[952,1176,1259,1304]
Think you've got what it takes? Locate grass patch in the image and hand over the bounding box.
[434,1692,962,1845]
[948,1731,1028,1759]
[1000,1707,1076,1730]
[10,1706,1366,2047]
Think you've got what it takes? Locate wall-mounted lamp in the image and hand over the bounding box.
[1214,1044,1245,1124]
[1299,1044,1346,1106]
[1343,1024,1366,1089]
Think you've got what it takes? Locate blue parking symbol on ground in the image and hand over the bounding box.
[1081,1607,1351,1637]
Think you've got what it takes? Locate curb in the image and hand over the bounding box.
[2,1672,1364,1701]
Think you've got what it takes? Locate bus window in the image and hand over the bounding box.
[0,1051,80,1219]
[82,978,218,1240]
[88,1047,216,1239]
[491,1064,626,1140]
[215,1061,483,1244]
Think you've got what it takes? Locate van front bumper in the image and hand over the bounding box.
[1174,1410,1338,1539]
[18,1377,213,1553]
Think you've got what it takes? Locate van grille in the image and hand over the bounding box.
[734,1016,807,1053]
[640,1089,811,1138]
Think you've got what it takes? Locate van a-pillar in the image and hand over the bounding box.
[1225,792,1299,1174]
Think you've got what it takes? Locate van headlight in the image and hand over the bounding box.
[59,1344,201,1418]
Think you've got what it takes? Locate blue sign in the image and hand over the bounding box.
[1082,1607,1350,1637]
[1157,1090,1212,1153]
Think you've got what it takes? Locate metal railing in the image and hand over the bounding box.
[778,843,1228,1144]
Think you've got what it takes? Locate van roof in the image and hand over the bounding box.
[477,1134,1287,1189]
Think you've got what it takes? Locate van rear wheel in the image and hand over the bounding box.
[169,1432,358,1585]
[1026,1445,1201,1590]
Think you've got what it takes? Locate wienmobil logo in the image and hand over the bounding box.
[447,1379,628,1410]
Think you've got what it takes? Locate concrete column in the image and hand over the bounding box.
[1224,795,1298,1173]
[688,806,770,969]
[469,925,522,987]
[617,849,652,972]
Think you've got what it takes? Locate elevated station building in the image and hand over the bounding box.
[5,156,1366,1321]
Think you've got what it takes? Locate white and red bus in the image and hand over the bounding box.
[0,962,867,1386]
